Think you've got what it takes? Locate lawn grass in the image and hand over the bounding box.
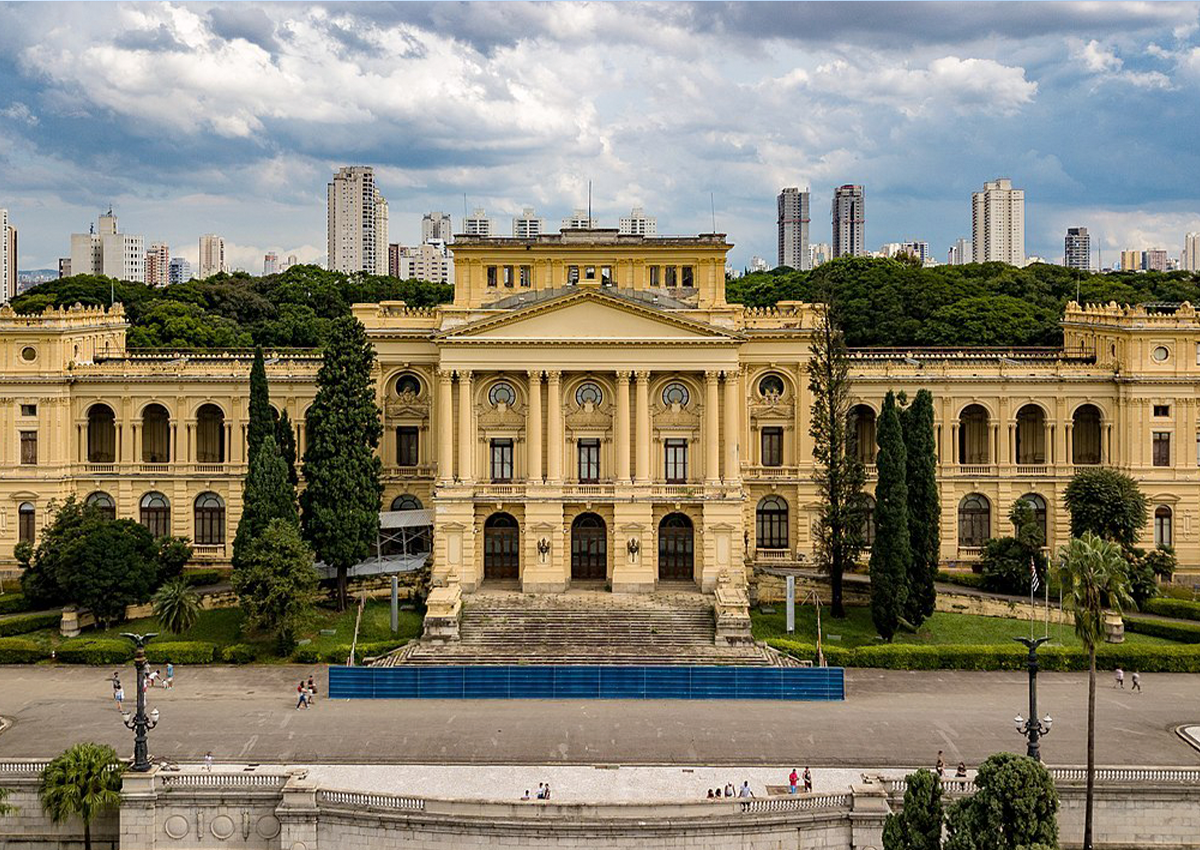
[751,605,1178,648]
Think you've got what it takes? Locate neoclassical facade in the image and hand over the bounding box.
[2,229,1198,589]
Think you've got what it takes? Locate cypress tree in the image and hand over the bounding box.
[232,436,297,569]
[275,410,299,488]
[901,389,939,626]
[869,390,910,641]
[300,315,383,610]
[246,346,273,469]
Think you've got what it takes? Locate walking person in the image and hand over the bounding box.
[295,681,308,710]
[204,752,213,772]
[788,768,799,795]
[803,767,812,794]
[307,675,317,704]
[536,783,545,800]
[1131,671,1141,692]
[935,751,945,778]
[110,672,122,705]
[543,783,551,801]
[114,683,125,709]
[165,661,174,690]
[739,780,754,798]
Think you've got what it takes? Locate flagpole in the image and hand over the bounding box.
[1030,555,1035,640]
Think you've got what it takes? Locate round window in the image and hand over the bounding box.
[395,373,421,395]
[662,382,690,407]
[1151,346,1169,362]
[488,382,516,407]
[20,346,36,362]
[575,382,603,406]
[758,374,785,398]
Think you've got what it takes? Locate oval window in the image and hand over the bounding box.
[662,382,690,406]
[1152,346,1169,362]
[488,382,516,407]
[21,346,37,362]
[575,382,603,406]
[758,374,785,398]
[395,373,421,395]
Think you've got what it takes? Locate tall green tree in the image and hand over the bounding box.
[301,315,383,609]
[275,410,299,487]
[246,345,274,467]
[883,768,943,850]
[39,742,125,850]
[1063,468,1147,549]
[1058,532,1133,850]
[807,300,866,618]
[901,389,939,625]
[231,518,321,653]
[233,436,298,568]
[869,391,911,640]
[979,498,1049,596]
[943,753,1058,850]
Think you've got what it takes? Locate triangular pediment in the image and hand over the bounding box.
[439,289,740,344]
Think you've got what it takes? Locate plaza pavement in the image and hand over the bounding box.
[1,665,1197,767]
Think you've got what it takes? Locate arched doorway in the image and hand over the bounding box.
[87,404,116,463]
[141,403,171,462]
[484,513,520,580]
[658,513,694,581]
[958,404,990,464]
[1073,404,1103,465]
[848,404,877,465]
[196,404,226,463]
[571,513,607,580]
[1015,404,1046,464]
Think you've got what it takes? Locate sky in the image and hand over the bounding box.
[2,1,1200,272]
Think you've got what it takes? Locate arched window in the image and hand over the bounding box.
[195,404,226,464]
[756,496,789,550]
[1015,405,1046,465]
[86,491,116,521]
[861,495,877,548]
[958,493,991,547]
[958,405,990,465]
[661,382,690,407]
[1073,404,1103,465]
[140,492,170,537]
[141,403,171,463]
[87,403,116,463]
[571,512,607,580]
[758,374,785,399]
[488,382,516,407]
[483,512,519,579]
[390,494,423,511]
[18,502,35,545]
[1018,493,1047,543]
[1155,505,1173,548]
[848,404,877,465]
[194,492,225,545]
[658,513,694,581]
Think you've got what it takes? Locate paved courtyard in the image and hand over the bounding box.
[1,665,1197,767]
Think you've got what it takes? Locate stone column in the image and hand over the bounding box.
[546,371,563,482]
[705,370,721,483]
[457,370,474,482]
[223,422,232,464]
[723,369,740,481]
[527,370,543,482]
[615,371,631,482]
[950,422,959,465]
[634,371,651,482]
[437,369,454,482]
[1065,423,1074,467]
[1044,420,1053,465]
[989,422,999,466]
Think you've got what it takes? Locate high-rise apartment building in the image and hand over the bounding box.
[392,240,454,285]
[896,241,930,264]
[562,209,598,230]
[264,252,279,276]
[1184,233,1200,272]
[69,210,145,283]
[948,237,972,265]
[810,242,833,268]
[0,209,14,303]
[831,185,865,258]
[618,207,657,236]
[198,234,226,279]
[1144,249,1168,272]
[1120,249,1142,272]
[463,208,493,237]
[971,178,1025,266]
[776,188,811,270]
[748,256,769,274]
[421,212,453,243]
[145,242,170,287]
[168,257,192,285]
[327,166,389,275]
[512,207,545,238]
[1064,227,1091,271]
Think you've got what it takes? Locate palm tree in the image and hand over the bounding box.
[0,786,16,816]
[152,577,200,635]
[1058,532,1133,850]
[39,742,125,850]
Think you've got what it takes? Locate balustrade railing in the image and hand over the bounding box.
[318,789,425,810]
[160,772,290,789]
[739,793,850,813]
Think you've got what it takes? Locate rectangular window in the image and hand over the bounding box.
[18,506,35,545]
[1154,404,1170,417]
[577,439,601,482]
[490,439,514,482]
[486,266,498,287]
[568,266,580,285]
[665,438,688,483]
[519,265,532,287]
[19,431,37,465]
[681,266,694,287]
[19,404,36,417]
[1153,432,1171,467]
[665,266,678,287]
[503,265,514,287]
[601,266,612,286]
[585,266,596,280]
[649,266,660,287]
[761,427,783,467]
[396,426,420,467]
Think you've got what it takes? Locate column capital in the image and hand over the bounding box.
[545,370,562,382]
[634,370,651,382]
[705,369,721,382]
[457,369,473,380]
[526,369,543,381]
[723,367,742,380]
[615,370,632,384]
[436,368,454,382]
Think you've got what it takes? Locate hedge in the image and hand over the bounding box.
[182,569,227,588]
[0,611,61,637]
[144,641,216,664]
[768,638,1200,673]
[0,637,49,663]
[221,643,258,664]
[293,646,321,664]
[0,593,33,615]
[322,640,409,664]
[937,571,985,590]
[1141,597,1200,622]
[1123,616,1200,645]
[56,638,134,665]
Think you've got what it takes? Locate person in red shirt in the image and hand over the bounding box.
[788,769,799,795]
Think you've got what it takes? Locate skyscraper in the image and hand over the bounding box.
[69,210,145,283]
[1144,249,1168,272]
[168,256,192,285]
[198,234,226,279]
[972,178,1025,266]
[1184,233,1200,272]
[327,166,389,275]
[831,185,865,258]
[264,252,279,276]
[421,212,453,243]
[1064,227,1091,270]
[145,242,170,287]
[512,207,545,238]
[809,242,832,268]
[463,208,493,237]
[561,209,598,230]
[0,209,14,302]
[619,207,657,236]
[948,237,972,265]
[776,187,811,270]
[1120,249,1142,272]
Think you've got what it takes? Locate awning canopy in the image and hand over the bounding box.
[315,552,429,580]
[380,508,435,529]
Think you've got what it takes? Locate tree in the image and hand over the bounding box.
[233,436,298,569]
[1063,468,1148,549]
[0,786,15,816]
[1058,532,1133,850]
[275,410,299,487]
[231,518,320,653]
[300,315,383,610]
[808,300,866,618]
[246,345,274,467]
[980,498,1048,596]
[944,753,1058,850]
[883,768,943,850]
[901,389,939,625]
[152,577,200,635]
[39,742,124,850]
[869,391,911,640]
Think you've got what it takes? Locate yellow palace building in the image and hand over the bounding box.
[2,228,1197,589]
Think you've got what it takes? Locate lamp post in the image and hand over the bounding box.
[120,632,160,772]
[1013,635,1053,761]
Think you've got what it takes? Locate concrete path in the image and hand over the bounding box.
[1,665,1197,767]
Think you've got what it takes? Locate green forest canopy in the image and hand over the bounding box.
[13,258,1200,350]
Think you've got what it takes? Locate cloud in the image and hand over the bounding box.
[1,101,38,125]
[1076,39,1123,73]
[1070,38,1176,89]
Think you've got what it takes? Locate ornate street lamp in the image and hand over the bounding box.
[1013,635,1053,761]
[120,632,160,772]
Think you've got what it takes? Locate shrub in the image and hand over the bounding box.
[55,638,133,665]
[1123,616,1200,644]
[0,637,49,663]
[292,646,320,664]
[1141,596,1200,621]
[220,643,258,664]
[144,641,216,664]
[0,592,33,615]
[937,571,985,590]
[182,568,226,588]
[0,611,61,637]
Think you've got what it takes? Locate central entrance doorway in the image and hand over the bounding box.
[658,513,694,581]
[483,512,519,579]
[571,513,607,580]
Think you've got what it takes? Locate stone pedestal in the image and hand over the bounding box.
[276,772,319,850]
[1104,610,1125,644]
[119,768,159,850]
[714,571,752,645]
[423,571,463,642]
[849,777,892,850]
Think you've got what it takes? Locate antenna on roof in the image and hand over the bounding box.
[710,192,716,233]
[588,180,592,225]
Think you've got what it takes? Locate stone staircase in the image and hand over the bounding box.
[379,590,781,667]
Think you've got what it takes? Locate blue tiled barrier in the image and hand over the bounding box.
[328,665,844,701]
